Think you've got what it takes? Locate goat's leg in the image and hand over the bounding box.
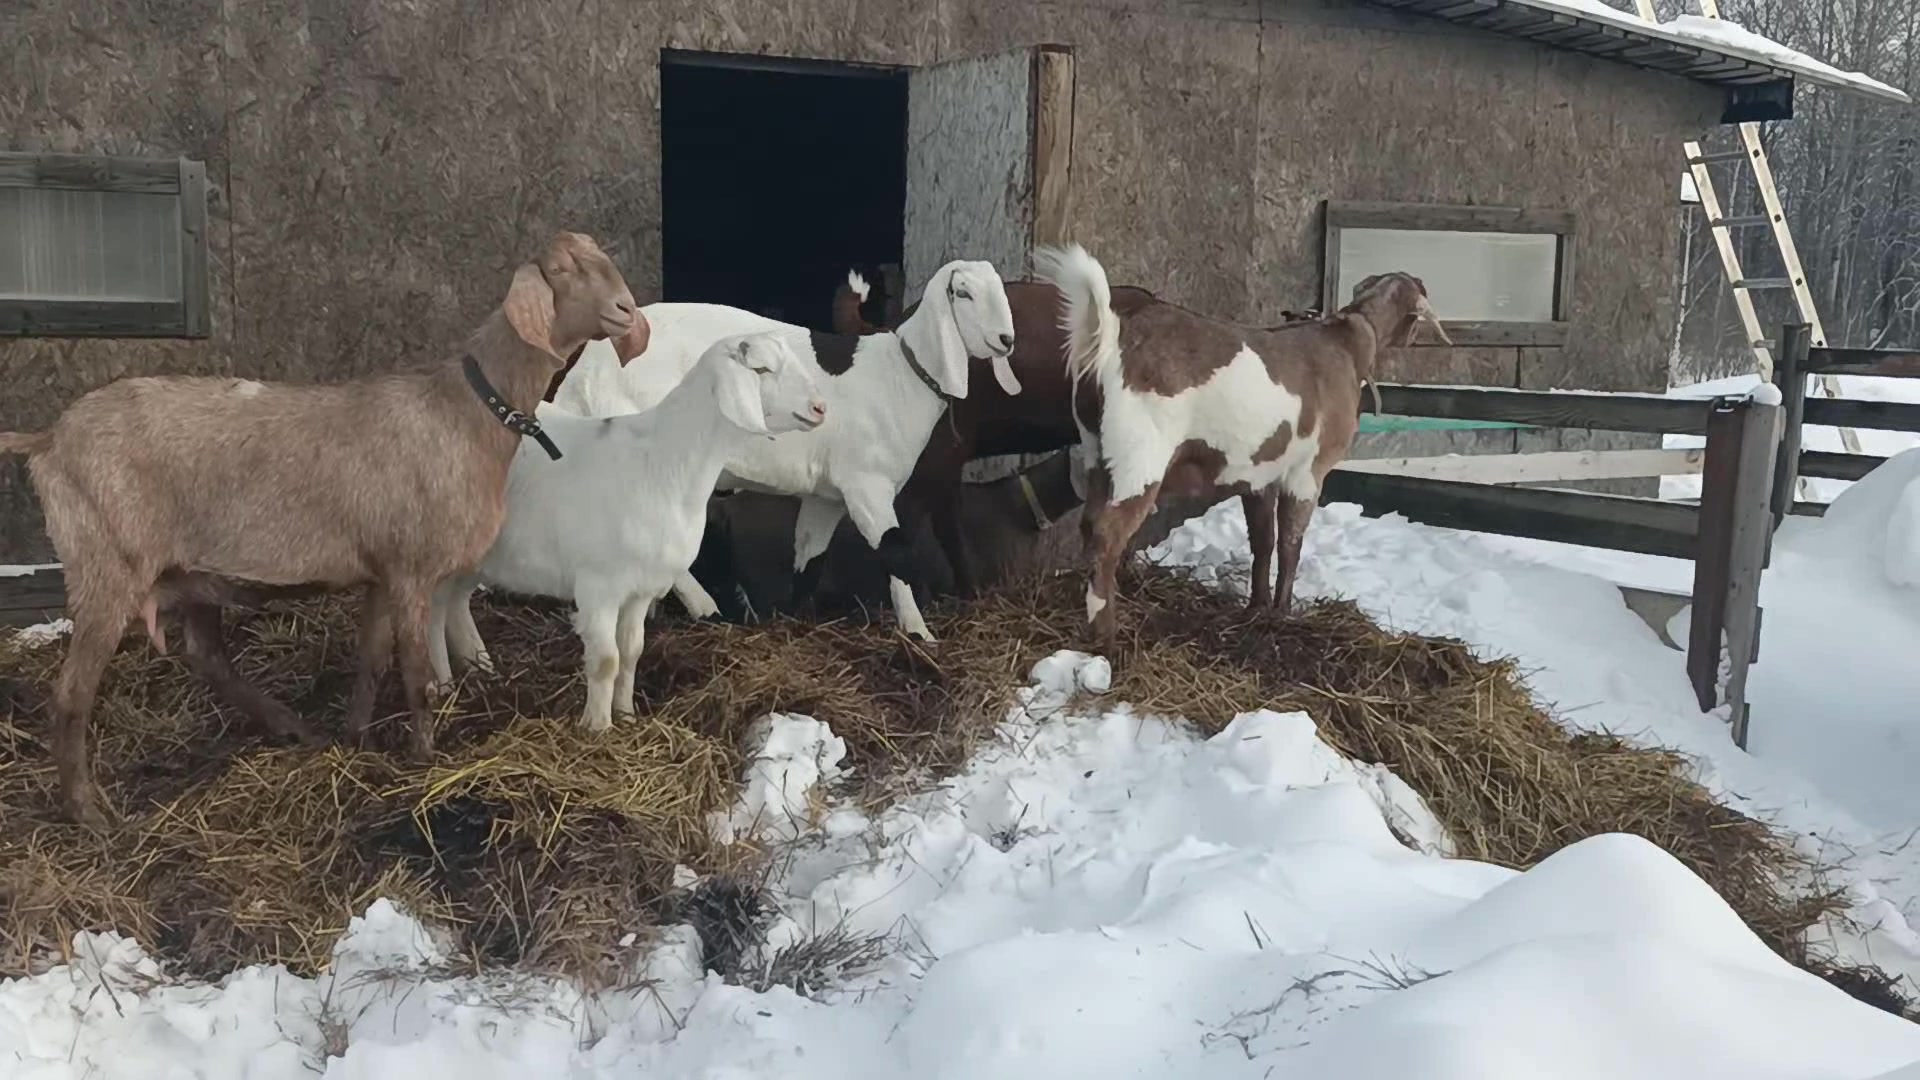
[613,594,652,720]
[844,484,935,642]
[790,495,844,614]
[1086,481,1162,649]
[345,583,394,741]
[1275,492,1317,614]
[1079,457,1112,553]
[441,576,491,677]
[573,591,621,734]
[929,494,978,597]
[1243,487,1279,609]
[670,571,720,620]
[51,604,128,830]
[385,580,438,761]
[177,600,318,746]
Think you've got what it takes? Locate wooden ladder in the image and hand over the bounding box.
[1631,0,1863,469]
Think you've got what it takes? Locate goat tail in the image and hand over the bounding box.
[0,430,51,457]
[1032,243,1119,385]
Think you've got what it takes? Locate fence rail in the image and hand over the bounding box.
[1772,325,1920,520]
[1327,381,1779,747]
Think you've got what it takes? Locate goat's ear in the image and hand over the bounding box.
[612,311,650,364]
[1410,294,1452,346]
[715,345,769,435]
[504,262,559,356]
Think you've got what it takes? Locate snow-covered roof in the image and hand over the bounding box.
[1363,0,1910,106]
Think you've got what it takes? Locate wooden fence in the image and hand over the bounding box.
[1323,381,1782,748]
[1769,323,1920,521]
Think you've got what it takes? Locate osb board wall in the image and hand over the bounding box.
[903,47,1035,300]
[0,0,1719,558]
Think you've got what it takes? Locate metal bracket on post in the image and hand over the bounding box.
[1689,393,1782,749]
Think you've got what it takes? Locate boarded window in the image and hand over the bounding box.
[1323,202,1575,348]
[0,153,210,338]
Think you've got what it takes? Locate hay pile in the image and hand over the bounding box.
[0,565,1898,1013]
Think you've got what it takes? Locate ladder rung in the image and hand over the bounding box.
[1689,149,1752,165]
[1709,214,1774,229]
[1732,277,1796,290]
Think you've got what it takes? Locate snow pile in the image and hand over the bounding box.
[1744,449,1920,831]
[9,652,1920,1078]
[1145,497,1920,985]
[710,712,853,844]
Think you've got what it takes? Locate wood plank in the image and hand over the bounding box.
[1798,449,1885,481]
[1030,45,1075,250]
[0,151,182,193]
[1324,200,1575,235]
[1804,347,1920,379]
[0,299,190,337]
[1802,396,1920,435]
[1375,384,1717,435]
[1335,447,1704,484]
[1770,323,1810,520]
[178,159,212,339]
[1320,472,1699,559]
[0,568,67,628]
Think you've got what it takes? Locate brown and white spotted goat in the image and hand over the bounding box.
[1033,244,1449,645]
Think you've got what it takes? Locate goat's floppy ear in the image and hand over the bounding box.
[504,262,559,356]
[715,341,770,435]
[1411,293,1452,346]
[612,311,650,365]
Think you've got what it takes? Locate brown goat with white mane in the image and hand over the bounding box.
[0,231,644,828]
[1032,243,1449,646]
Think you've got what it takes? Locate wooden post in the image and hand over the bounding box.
[1687,394,1781,747]
[1769,322,1811,529]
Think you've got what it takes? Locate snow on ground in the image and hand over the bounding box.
[1151,491,1920,985]
[8,669,1920,1079]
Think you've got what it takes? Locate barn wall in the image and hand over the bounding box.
[0,0,1722,558]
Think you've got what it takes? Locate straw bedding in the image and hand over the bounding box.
[0,564,1904,1014]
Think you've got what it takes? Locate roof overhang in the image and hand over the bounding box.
[1359,0,1910,122]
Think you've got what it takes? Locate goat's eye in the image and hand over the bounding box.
[954,288,972,300]
[751,366,772,375]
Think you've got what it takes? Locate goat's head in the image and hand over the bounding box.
[1351,272,1451,347]
[711,331,828,439]
[504,232,642,363]
[924,260,1020,398]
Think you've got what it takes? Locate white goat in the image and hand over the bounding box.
[550,259,1019,641]
[429,331,827,732]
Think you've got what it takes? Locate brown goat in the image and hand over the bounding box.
[1035,243,1448,646]
[0,232,643,828]
[822,273,1317,600]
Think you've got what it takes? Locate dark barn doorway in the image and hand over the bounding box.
[660,50,908,332]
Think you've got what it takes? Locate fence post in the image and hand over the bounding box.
[1689,393,1782,749]
[1770,323,1811,530]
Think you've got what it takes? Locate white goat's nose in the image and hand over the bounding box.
[998,332,1015,351]
[808,399,827,420]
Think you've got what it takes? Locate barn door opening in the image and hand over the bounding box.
[660,49,908,331]
[902,44,1074,303]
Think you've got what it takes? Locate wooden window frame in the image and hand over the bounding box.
[1321,200,1576,348]
[0,151,211,339]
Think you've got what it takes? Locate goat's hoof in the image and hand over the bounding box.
[66,790,117,833]
[469,650,496,676]
[577,712,613,735]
